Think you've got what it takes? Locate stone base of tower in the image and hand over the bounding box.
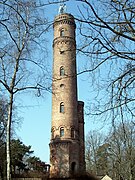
[49,139,84,178]
[49,140,71,178]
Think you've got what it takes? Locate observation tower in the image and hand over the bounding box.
[49,3,85,178]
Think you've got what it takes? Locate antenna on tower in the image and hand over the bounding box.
[58,0,67,14]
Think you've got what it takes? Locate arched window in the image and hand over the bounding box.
[60,29,64,37]
[52,129,55,139]
[60,66,65,76]
[71,128,75,138]
[60,102,64,113]
[60,127,64,137]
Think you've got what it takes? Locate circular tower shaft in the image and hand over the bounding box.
[50,13,85,178]
[52,14,78,139]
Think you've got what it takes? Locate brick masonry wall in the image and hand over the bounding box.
[50,13,85,178]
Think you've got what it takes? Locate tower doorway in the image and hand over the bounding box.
[71,162,76,175]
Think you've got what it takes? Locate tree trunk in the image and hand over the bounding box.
[0,165,4,180]
[6,93,14,180]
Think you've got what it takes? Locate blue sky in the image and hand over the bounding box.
[16,1,105,163]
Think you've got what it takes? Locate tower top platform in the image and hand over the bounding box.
[53,13,76,28]
[54,13,75,21]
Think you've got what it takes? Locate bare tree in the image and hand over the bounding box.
[0,97,8,145]
[0,1,51,179]
[0,96,7,180]
[73,1,135,179]
[107,122,135,180]
[85,131,106,176]
[86,122,135,179]
[74,0,135,126]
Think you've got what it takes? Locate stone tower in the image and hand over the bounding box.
[49,10,85,178]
